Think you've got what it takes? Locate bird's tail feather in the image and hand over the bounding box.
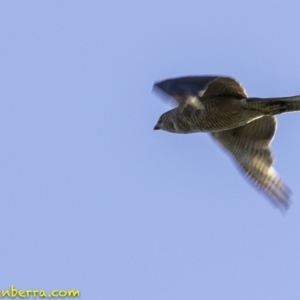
[247,95,300,115]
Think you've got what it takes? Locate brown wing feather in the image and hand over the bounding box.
[154,76,246,105]
[211,116,291,210]
[202,77,247,99]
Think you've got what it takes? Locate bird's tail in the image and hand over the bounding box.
[247,95,300,115]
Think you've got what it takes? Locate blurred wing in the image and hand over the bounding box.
[154,76,221,106]
[211,116,291,210]
[154,76,247,106]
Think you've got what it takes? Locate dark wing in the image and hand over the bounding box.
[211,116,291,210]
[201,77,247,99]
[154,76,247,106]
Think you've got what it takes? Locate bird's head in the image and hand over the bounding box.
[154,110,177,132]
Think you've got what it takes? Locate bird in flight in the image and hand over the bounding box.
[153,76,300,210]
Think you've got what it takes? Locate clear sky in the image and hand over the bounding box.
[1,1,300,299]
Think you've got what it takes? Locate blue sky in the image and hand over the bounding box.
[1,1,300,299]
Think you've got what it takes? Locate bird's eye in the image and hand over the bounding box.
[161,114,166,120]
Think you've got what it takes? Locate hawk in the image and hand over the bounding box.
[153,76,300,210]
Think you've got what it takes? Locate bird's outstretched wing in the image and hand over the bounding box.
[211,116,291,210]
[154,76,247,106]
[201,77,247,99]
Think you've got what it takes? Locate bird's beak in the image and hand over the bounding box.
[154,124,160,130]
